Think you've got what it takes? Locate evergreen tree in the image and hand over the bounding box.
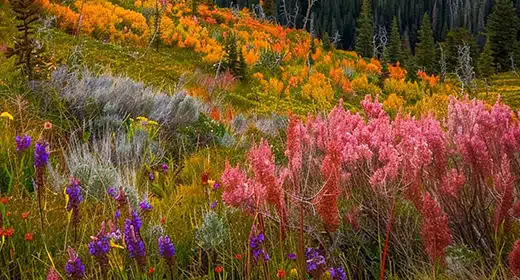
[415,13,437,73]
[224,34,239,76]
[5,0,44,80]
[486,0,520,71]
[224,33,246,79]
[444,28,478,72]
[402,33,417,79]
[262,0,276,19]
[355,0,373,58]
[477,36,495,79]
[322,32,331,51]
[387,17,402,64]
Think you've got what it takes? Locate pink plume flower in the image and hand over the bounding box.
[510,240,520,277]
[421,192,452,265]
[313,138,342,232]
[494,154,515,233]
[248,139,287,230]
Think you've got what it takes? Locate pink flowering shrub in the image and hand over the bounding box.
[221,94,520,267]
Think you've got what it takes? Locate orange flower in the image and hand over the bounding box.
[44,121,52,129]
[214,266,223,273]
[211,107,220,121]
[160,217,166,225]
[148,266,155,274]
[277,269,286,278]
[21,212,30,219]
[234,254,242,260]
[24,233,33,241]
[1,197,7,204]
[6,211,11,217]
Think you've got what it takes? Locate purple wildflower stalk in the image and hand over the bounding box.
[249,229,269,263]
[15,134,31,152]
[34,139,49,230]
[65,247,85,279]
[158,235,176,267]
[330,267,347,280]
[88,222,111,276]
[124,210,147,268]
[66,177,83,243]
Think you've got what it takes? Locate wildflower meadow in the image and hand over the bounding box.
[1,0,520,279]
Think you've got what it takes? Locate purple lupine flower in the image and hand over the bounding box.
[249,230,269,262]
[329,267,346,280]
[305,248,326,273]
[88,222,111,273]
[15,134,31,152]
[108,220,122,242]
[34,141,49,167]
[66,178,83,226]
[287,253,297,260]
[160,163,168,173]
[158,235,176,266]
[211,200,218,209]
[114,209,121,221]
[139,199,152,212]
[65,247,85,279]
[124,211,146,267]
[149,172,155,181]
[213,182,220,191]
[107,187,117,198]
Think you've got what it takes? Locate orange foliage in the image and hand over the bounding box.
[388,62,407,80]
[417,70,439,88]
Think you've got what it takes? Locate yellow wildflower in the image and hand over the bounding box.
[0,112,14,121]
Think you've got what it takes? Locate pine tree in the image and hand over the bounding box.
[322,32,331,51]
[477,37,495,79]
[444,28,478,72]
[262,0,276,19]
[402,33,417,79]
[224,34,239,76]
[355,0,373,58]
[415,13,437,74]
[5,0,44,80]
[486,0,520,71]
[387,17,402,64]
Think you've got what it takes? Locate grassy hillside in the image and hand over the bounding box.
[2,1,520,279]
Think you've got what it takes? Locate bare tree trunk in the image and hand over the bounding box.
[302,0,318,30]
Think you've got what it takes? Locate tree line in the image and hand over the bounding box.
[211,0,520,76]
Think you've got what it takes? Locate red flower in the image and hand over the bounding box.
[44,121,53,130]
[214,266,223,273]
[1,197,8,204]
[234,254,242,260]
[3,227,14,238]
[148,267,155,274]
[201,171,209,185]
[421,193,452,265]
[6,211,11,217]
[21,212,30,219]
[276,269,286,278]
[160,217,166,225]
[24,233,33,241]
[509,240,520,277]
